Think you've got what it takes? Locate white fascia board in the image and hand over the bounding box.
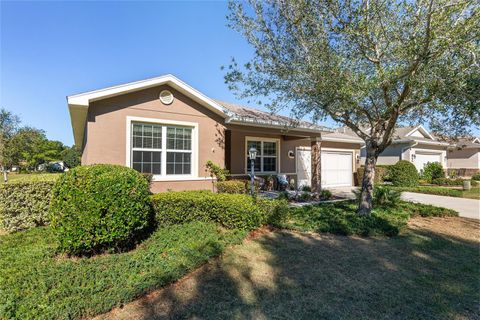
[226,117,333,134]
[393,139,449,146]
[321,136,364,144]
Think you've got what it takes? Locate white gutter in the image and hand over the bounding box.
[321,136,364,144]
[393,139,449,146]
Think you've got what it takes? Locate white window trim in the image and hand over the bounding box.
[126,116,199,181]
[244,136,281,174]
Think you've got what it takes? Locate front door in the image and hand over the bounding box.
[296,147,311,189]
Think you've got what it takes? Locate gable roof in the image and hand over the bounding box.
[67,75,334,147]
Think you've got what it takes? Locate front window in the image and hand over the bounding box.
[132,123,162,174]
[131,122,193,176]
[246,139,278,173]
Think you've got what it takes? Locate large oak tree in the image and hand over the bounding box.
[224,0,479,214]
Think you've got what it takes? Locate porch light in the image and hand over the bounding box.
[248,147,257,196]
[411,154,416,161]
[249,147,258,160]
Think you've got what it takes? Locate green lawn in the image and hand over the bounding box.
[272,201,457,236]
[393,186,480,200]
[97,217,480,320]
[0,222,246,320]
[0,173,60,184]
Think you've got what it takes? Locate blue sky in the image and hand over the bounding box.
[1,1,477,146]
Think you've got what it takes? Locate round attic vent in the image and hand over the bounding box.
[159,90,174,105]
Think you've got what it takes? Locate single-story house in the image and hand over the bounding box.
[67,75,363,192]
[360,125,449,172]
[447,137,480,177]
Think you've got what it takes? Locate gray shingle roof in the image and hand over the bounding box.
[215,100,333,133]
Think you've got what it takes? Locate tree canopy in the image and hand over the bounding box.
[225,0,479,213]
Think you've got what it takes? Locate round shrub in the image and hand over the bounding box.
[216,180,246,194]
[421,162,445,183]
[389,160,419,187]
[50,164,152,255]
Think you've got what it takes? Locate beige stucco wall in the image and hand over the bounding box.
[82,84,226,191]
[447,148,480,169]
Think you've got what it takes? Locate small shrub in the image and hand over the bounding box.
[277,191,291,201]
[471,173,480,181]
[216,180,245,194]
[300,185,312,192]
[421,162,445,183]
[205,160,229,182]
[298,192,313,202]
[389,160,419,187]
[357,165,391,185]
[50,164,153,255]
[152,190,287,230]
[373,187,400,207]
[0,180,56,232]
[320,189,333,201]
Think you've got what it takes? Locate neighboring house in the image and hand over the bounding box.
[447,137,480,177]
[67,75,362,192]
[360,125,449,171]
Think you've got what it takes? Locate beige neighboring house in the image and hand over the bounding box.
[360,125,449,172]
[67,75,363,192]
[447,137,480,177]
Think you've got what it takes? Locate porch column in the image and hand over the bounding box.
[311,137,322,193]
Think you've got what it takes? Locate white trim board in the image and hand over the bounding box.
[125,116,200,181]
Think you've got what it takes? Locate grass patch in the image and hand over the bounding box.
[98,218,480,320]
[0,173,60,184]
[393,186,480,200]
[272,201,457,237]
[0,222,246,320]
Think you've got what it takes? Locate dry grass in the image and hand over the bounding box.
[96,217,480,320]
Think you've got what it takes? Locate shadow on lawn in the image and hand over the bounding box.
[101,219,480,320]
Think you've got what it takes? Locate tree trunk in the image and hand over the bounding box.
[358,146,378,215]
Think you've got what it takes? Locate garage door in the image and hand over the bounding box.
[296,148,353,188]
[321,151,353,187]
[414,153,442,172]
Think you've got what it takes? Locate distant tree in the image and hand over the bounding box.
[4,127,65,170]
[62,145,81,168]
[225,0,479,214]
[0,108,21,181]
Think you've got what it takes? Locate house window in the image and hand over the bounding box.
[166,127,192,175]
[246,139,278,173]
[132,123,162,174]
[131,122,193,176]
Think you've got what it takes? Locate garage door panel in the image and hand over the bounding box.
[296,149,353,188]
[414,153,442,172]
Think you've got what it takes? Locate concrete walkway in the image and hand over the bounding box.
[401,192,480,220]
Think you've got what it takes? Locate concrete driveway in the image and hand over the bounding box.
[401,192,480,220]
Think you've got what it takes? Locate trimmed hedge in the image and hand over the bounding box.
[50,164,153,255]
[357,165,390,185]
[432,178,465,186]
[152,190,288,230]
[389,160,419,187]
[216,180,246,194]
[0,180,56,232]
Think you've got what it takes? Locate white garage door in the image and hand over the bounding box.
[321,151,353,187]
[296,148,353,188]
[414,153,442,172]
